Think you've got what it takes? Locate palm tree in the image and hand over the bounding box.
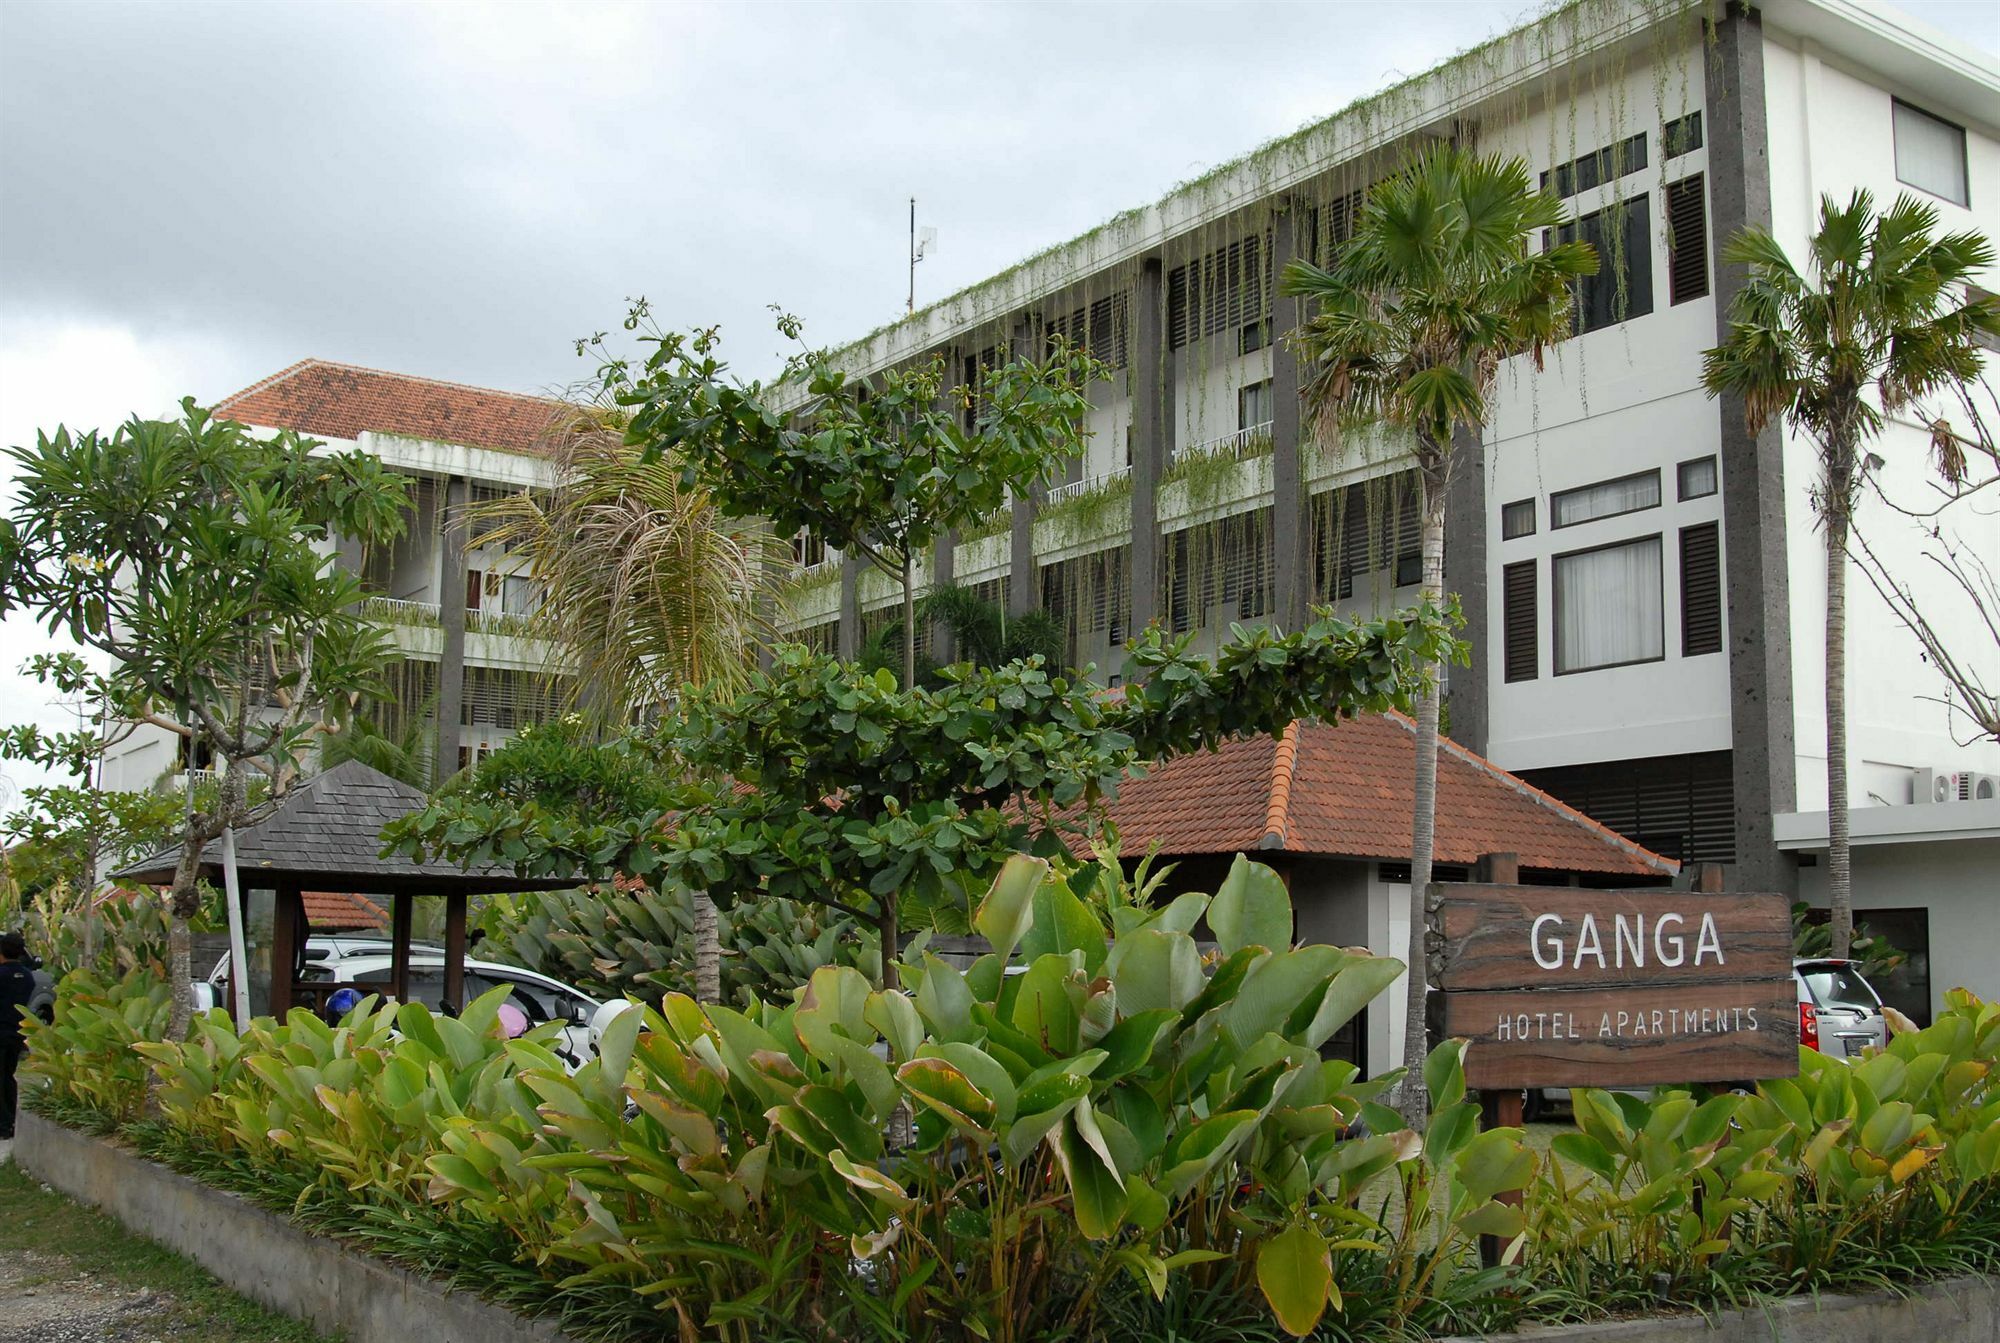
[1702,191,1996,956]
[472,402,787,1000]
[1283,146,1595,1123]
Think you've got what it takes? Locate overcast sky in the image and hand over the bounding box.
[2,0,1994,815]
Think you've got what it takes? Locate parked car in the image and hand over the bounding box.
[1522,958,1890,1120]
[1795,956,1890,1059]
[194,937,606,1070]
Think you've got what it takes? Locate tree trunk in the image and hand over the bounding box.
[1398,455,1450,1129]
[165,839,203,1042]
[693,892,722,1004]
[1825,446,1854,958]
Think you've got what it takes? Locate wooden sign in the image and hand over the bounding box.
[1429,882,1797,1090]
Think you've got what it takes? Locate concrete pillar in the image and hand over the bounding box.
[1707,0,1798,894]
[435,476,469,780]
[931,531,956,662]
[1270,203,1308,632]
[1008,316,1040,618]
[1443,423,1491,754]
[838,553,861,659]
[1130,258,1167,633]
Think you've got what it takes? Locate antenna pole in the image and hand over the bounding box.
[908,196,916,314]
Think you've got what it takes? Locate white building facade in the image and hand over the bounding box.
[791,0,1999,1021]
[99,360,572,797]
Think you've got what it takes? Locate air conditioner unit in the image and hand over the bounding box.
[1972,773,2000,802]
[1914,767,1970,803]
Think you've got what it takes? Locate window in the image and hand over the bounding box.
[1503,560,1538,683]
[1557,195,1653,334]
[1501,498,1537,540]
[1239,379,1274,431]
[1552,469,1661,528]
[1971,285,2000,354]
[1516,750,1735,864]
[1680,522,1722,656]
[1665,174,1709,304]
[1662,111,1703,158]
[1542,132,1648,199]
[1047,292,1130,368]
[1554,535,1664,674]
[1168,234,1268,349]
[1677,456,1718,500]
[1893,100,1968,207]
[1238,320,1269,355]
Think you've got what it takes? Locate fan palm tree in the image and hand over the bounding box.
[1702,191,1996,956]
[1283,145,1596,1122]
[472,402,788,999]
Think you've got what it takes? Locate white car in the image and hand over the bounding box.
[197,938,605,1069]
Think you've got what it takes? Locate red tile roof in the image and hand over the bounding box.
[1104,715,1676,879]
[301,890,389,931]
[214,359,560,455]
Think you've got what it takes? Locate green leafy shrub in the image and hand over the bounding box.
[1527,987,2000,1313]
[22,967,171,1130]
[482,881,874,1007]
[427,854,1528,1341]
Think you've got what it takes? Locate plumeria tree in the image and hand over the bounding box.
[1282,146,1596,1121]
[0,401,410,1034]
[1702,191,1997,955]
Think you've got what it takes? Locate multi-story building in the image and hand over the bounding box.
[786,0,2000,1020]
[99,358,573,794]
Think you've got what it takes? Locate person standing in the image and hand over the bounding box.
[0,931,35,1144]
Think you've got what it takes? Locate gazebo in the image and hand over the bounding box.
[117,760,576,1018]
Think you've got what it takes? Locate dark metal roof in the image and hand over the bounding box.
[114,760,578,894]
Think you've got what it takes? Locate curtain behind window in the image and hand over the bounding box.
[1556,535,1663,672]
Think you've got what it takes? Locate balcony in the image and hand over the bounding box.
[1045,464,1132,507]
[361,596,441,626]
[1171,422,1273,467]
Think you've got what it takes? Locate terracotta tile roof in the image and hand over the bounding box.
[214,358,560,455]
[1104,714,1676,879]
[301,891,389,931]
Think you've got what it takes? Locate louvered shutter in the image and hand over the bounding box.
[1666,174,1709,305]
[1503,561,1538,682]
[1680,522,1722,655]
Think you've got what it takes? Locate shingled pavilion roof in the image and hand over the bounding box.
[115,760,575,895]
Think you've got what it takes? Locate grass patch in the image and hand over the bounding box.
[0,1161,331,1342]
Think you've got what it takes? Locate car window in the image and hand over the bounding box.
[1801,965,1879,1012]
[404,968,448,1010]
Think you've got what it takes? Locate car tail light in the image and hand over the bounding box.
[1800,1001,1820,1051]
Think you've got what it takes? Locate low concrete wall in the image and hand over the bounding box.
[15,1112,574,1343]
[20,1111,1997,1343]
[1441,1272,2000,1342]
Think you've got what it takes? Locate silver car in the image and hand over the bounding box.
[1796,957,1890,1059]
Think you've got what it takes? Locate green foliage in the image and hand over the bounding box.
[857,582,1068,687]
[1792,901,1909,984]
[1528,989,2000,1313]
[1702,190,1998,479]
[23,967,172,1129]
[1283,146,1595,466]
[29,874,2000,1341]
[389,606,1460,971]
[3,880,211,982]
[604,312,1100,593]
[482,880,875,1007]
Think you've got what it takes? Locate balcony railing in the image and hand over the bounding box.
[1172,422,1274,467]
[1044,464,1132,506]
[361,596,441,625]
[795,556,839,580]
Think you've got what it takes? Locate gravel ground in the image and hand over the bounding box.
[0,1155,327,1343]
